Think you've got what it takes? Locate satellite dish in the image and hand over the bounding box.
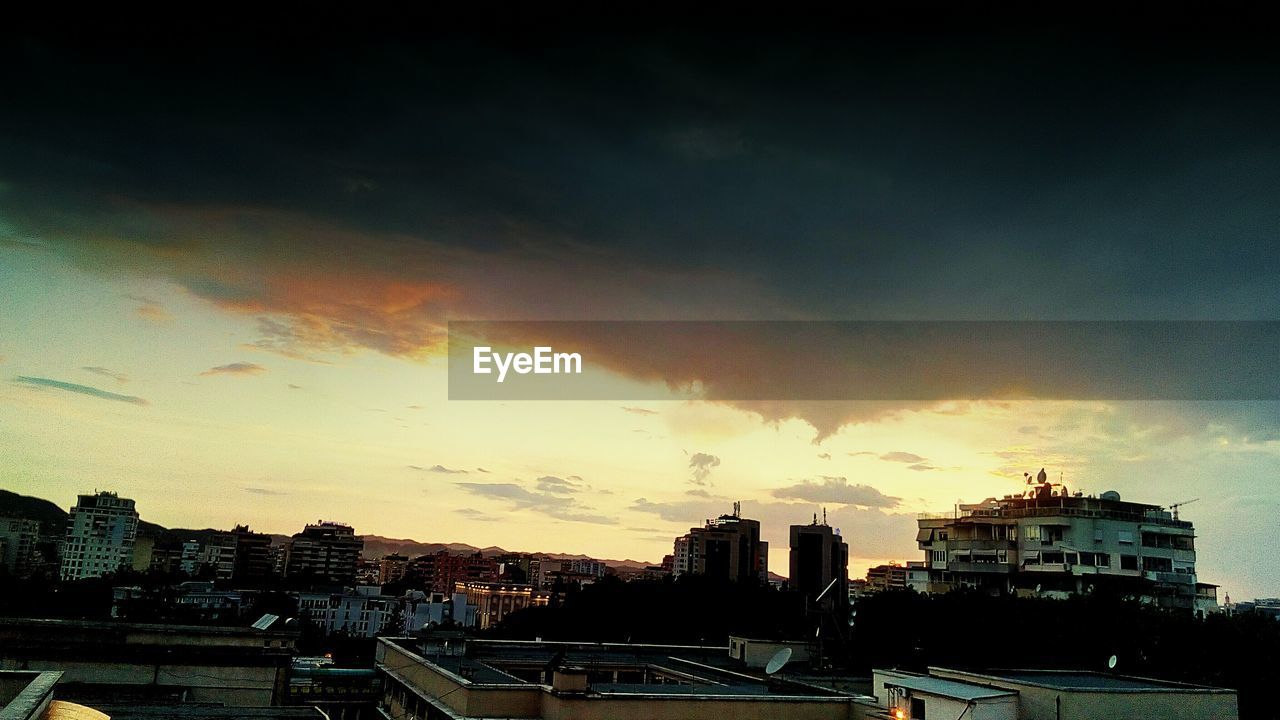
[765,648,793,676]
[1035,584,1042,593]
[1107,655,1118,670]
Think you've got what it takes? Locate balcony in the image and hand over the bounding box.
[947,561,1013,574]
[947,539,1017,551]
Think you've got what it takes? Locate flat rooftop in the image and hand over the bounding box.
[882,674,1016,701]
[945,669,1234,693]
[386,638,851,700]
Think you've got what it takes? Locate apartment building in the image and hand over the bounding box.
[672,503,769,584]
[59,491,139,581]
[917,471,1212,611]
[285,521,363,585]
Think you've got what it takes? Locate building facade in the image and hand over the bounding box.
[456,582,551,630]
[59,491,139,581]
[285,521,363,585]
[672,504,769,584]
[0,516,39,578]
[917,472,1207,610]
[790,518,849,606]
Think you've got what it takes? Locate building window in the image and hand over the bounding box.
[1023,525,1041,542]
[1120,555,1138,570]
[911,697,926,719]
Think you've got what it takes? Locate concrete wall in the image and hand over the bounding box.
[541,693,856,720]
[929,669,1239,720]
[377,640,542,719]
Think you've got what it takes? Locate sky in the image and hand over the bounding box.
[1,11,1278,598]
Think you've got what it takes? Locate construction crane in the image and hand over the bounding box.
[1169,498,1199,521]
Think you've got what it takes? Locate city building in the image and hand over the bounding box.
[59,491,139,581]
[285,521,363,585]
[790,516,849,606]
[401,590,478,631]
[869,667,1238,720]
[201,532,239,580]
[378,553,410,585]
[0,516,39,578]
[233,524,276,581]
[904,561,929,594]
[178,538,203,576]
[533,557,607,588]
[0,617,296,708]
[375,637,861,720]
[405,550,498,594]
[916,471,1212,611]
[672,503,769,584]
[456,582,551,630]
[865,563,907,593]
[296,585,397,638]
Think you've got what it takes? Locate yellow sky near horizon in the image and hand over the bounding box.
[2,246,1277,597]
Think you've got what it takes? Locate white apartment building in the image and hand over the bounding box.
[917,471,1215,612]
[296,585,396,638]
[59,491,139,581]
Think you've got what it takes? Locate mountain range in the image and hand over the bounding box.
[0,489,659,571]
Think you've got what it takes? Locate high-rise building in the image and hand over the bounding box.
[285,521,363,585]
[60,491,139,581]
[0,516,39,578]
[378,553,410,585]
[232,525,275,581]
[0,517,38,578]
[789,515,849,607]
[671,503,768,584]
[201,532,238,580]
[864,563,907,593]
[405,551,498,594]
[917,470,1211,611]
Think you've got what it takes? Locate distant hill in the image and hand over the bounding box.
[0,489,660,571]
[359,534,656,570]
[0,489,167,537]
[0,489,68,535]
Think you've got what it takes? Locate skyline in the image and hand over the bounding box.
[3,18,1279,598]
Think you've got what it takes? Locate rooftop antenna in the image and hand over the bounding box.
[1169,498,1199,521]
[822,507,827,525]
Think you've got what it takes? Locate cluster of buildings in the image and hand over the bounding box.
[371,635,1240,720]
[0,472,1269,719]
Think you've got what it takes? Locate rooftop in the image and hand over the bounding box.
[880,673,1016,701]
[954,669,1235,693]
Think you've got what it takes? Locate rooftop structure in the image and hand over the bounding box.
[376,637,861,720]
[868,667,1239,720]
[0,617,296,709]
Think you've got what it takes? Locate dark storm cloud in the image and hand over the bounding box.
[4,20,1280,441]
[14,376,148,405]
